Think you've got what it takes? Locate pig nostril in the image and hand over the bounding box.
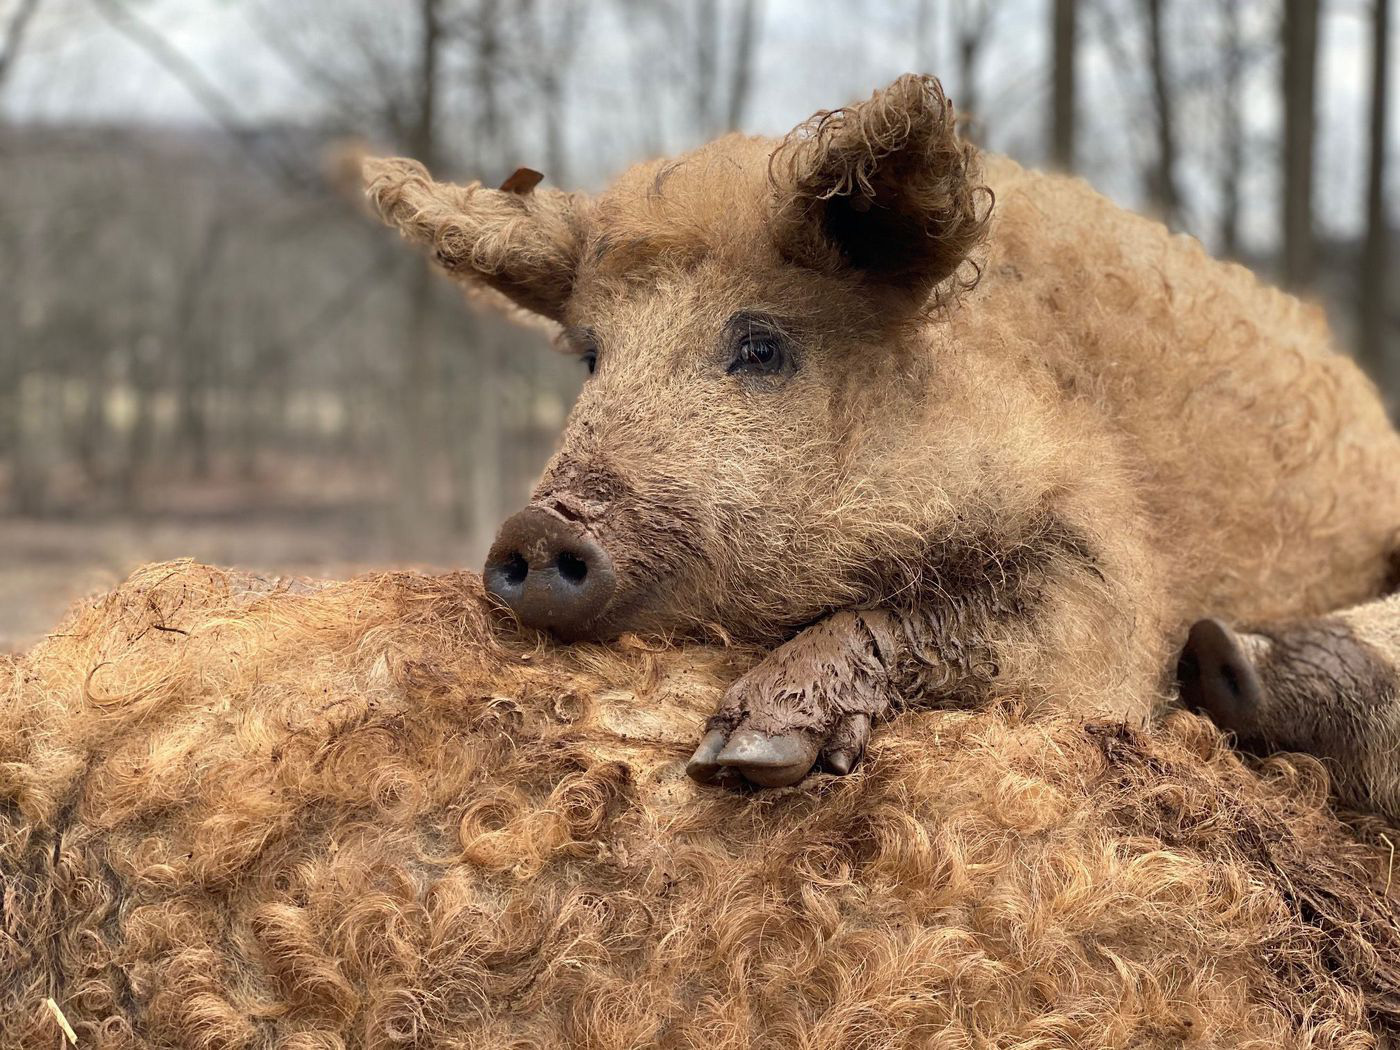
[501,553,529,587]
[556,551,588,585]
[485,505,616,637]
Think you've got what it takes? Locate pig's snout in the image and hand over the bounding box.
[484,505,617,639]
[1177,618,1265,736]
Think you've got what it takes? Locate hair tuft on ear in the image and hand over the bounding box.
[769,74,991,304]
[362,155,583,322]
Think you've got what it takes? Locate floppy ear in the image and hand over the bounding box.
[362,156,583,323]
[769,74,990,302]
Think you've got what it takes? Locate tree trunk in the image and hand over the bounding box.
[0,0,41,96]
[957,9,982,140]
[1217,0,1245,258]
[472,0,504,164]
[1281,0,1319,289]
[120,342,158,514]
[692,0,720,137]
[466,335,504,556]
[1145,0,1180,226]
[1050,0,1077,171]
[1359,0,1391,390]
[725,0,763,131]
[394,0,444,544]
[72,360,108,489]
[0,335,41,514]
[174,220,225,480]
[527,0,583,185]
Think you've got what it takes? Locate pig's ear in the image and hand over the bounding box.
[768,75,990,301]
[362,156,582,323]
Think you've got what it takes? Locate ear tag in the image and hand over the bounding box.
[499,167,545,194]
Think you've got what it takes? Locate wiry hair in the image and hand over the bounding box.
[3,561,1399,1047]
[768,74,991,305]
[363,155,584,320]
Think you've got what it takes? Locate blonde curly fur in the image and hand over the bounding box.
[769,75,991,302]
[363,155,583,320]
[3,562,1400,1048]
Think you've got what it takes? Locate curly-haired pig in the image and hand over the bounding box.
[363,75,1400,789]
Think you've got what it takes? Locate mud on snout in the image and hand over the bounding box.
[483,458,712,641]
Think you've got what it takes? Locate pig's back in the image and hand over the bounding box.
[970,154,1400,627]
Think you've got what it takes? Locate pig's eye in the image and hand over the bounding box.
[723,312,793,379]
[559,326,599,375]
[731,335,782,373]
[729,334,787,376]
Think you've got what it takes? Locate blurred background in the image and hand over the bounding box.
[0,0,1393,646]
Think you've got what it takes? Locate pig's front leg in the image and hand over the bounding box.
[686,607,1000,787]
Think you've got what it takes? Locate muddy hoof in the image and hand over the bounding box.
[1177,618,1263,733]
[715,729,821,788]
[685,728,729,784]
[824,749,856,775]
[820,712,871,776]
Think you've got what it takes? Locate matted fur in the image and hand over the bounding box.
[3,561,1399,1048]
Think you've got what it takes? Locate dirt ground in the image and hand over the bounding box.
[0,489,484,651]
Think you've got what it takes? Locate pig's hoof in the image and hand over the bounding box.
[687,712,875,788]
[686,728,821,788]
[685,728,730,784]
[820,712,871,776]
[1177,618,1263,733]
[716,729,821,787]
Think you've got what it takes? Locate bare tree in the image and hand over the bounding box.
[725,0,763,130]
[1050,0,1077,170]
[173,216,227,479]
[691,0,720,136]
[521,0,585,183]
[394,0,446,537]
[89,0,314,188]
[1144,0,1180,225]
[1359,0,1391,387]
[1281,0,1319,289]
[677,0,763,137]
[1216,0,1246,257]
[0,0,41,94]
[951,0,999,140]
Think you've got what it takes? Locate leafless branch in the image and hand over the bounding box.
[725,0,763,130]
[88,0,313,189]
[0,0,42,92]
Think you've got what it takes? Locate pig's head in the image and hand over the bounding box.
[364,75,990,642]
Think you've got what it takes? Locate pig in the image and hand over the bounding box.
[363,74,1400,789]
[4,560,1400,1047]
[1179,599,1400,821]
